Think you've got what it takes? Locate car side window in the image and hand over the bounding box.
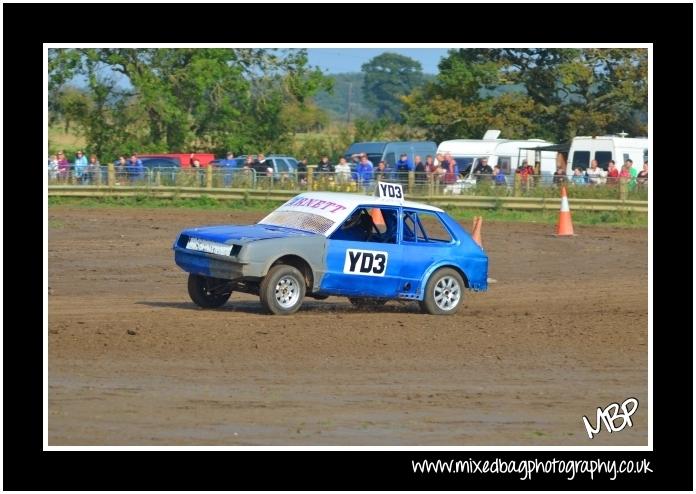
[330,207,396,243]
[415,212,453,243]
[402,212,418,242]
[275,159,289,173]
[402,210,453,244]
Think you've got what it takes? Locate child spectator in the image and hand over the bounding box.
[571,167,585,186]
[493,165,506,186]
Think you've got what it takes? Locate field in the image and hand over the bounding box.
[48,206,648,445]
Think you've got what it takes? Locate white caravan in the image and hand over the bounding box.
[567,134,648,173]
[437,130,558,179]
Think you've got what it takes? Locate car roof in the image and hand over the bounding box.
[287,192,443,213]
[263,192,444,237]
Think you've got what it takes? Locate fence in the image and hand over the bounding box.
[47,164,649,204]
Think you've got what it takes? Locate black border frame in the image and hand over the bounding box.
[4,2,692,490]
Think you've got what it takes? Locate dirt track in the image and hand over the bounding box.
[48,206,648,445]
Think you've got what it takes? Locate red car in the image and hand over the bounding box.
[138,153,216,168]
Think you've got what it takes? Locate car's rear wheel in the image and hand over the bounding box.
[348,297,388,308]
[260,264,306,315]
[419,268,464,315]
[188,274,232,308]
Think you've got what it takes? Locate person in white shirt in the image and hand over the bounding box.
[585,159,607,185]
[334,157,352,185]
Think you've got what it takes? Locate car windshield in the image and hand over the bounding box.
[259,210,335,235]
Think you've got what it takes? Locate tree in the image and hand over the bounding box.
[48,48,332,158]
[404,48,648,142]
[361,53,424,122]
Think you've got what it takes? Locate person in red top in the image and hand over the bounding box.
[515,160,535,190]
[606,160,619,186]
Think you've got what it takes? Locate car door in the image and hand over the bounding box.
[320,206,402,297]
[399,209,457,297]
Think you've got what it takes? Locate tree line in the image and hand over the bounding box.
[49,48,647,160]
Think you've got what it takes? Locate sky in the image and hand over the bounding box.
[307,48,450,74]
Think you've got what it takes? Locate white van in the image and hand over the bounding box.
[567,135,648,173]
[437,130,557,177]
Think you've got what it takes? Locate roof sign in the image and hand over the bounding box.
[374,181,404,203]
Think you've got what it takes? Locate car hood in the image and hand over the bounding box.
[179,224,317,245]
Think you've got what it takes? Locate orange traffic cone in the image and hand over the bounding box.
[555,186,575,236]
[370,207,385,226]
[471,216,483,247]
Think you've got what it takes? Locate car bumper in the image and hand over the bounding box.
[173,247,247,280]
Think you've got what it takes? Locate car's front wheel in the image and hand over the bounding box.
[260,264,306,315]
[188,274,232,308]
[419,268,464,315]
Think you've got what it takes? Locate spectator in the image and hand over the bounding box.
[571,167,585,186]
[48,154,59,180]
[73,150,88,181]
[414,155,427,185]
[625,159,637,190]
[515,159,536,189]
[243,155,255,170]
[374,160,394,182]
[637,161,648,186]
[254,153,273,176]
[127,153,145,181]
[84,154,100,184]
[191,158,201,168]
[443,153,459,185]
[114,155,127,170]
[424,155,436,174]
[296,157,308,185]
[473,157,493,183]
[395,152,413,184]
[57,151,70,179]
[219,152,236,187]
[619,161,634,191]
[434,152,445,169]
[606,160,619,186]
[356,154,374,193]
[493,165,506,186]
[553,166,567,185]
[316,155,334,175]
[586,159,606,186]
[335,157,351,185]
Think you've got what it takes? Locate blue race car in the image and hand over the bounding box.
[172,182,488,315]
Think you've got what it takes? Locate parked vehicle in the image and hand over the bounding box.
[436,130,557,191]
[343,141,438,170]
[138,153,216,168]
[232,155,299,178]
[567,134,648,173]
[438,130,557,177]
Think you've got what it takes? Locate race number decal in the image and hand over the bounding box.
[343,249,388,277]
[375,181,404,199]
